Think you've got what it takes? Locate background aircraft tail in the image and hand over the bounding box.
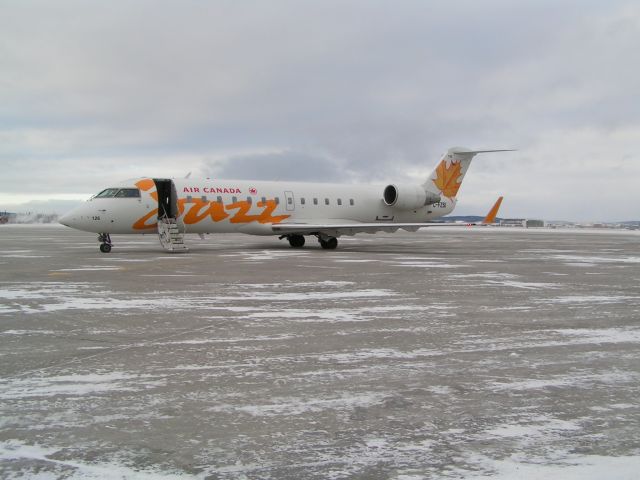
[482,196,504,224]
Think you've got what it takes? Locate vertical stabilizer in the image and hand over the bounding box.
[423,147,478,201]
[423,147,514,201]
[483,196,504,224]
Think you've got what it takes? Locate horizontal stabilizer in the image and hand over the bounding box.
[451,149,516,155]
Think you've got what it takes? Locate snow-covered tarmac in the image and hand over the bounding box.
[1,225,639,479]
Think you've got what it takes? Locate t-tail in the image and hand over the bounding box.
[421,147,514,214]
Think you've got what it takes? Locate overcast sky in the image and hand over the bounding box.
[1,0,639,221]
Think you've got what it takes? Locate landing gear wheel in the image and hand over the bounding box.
[319,237,338,250]
[98,233,112,253]
[288,235,305,248]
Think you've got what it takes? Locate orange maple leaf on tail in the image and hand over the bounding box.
[433,160,463,199]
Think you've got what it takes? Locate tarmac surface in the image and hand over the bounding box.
[1,225,639,479]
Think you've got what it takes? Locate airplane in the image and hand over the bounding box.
[58,147,512,253]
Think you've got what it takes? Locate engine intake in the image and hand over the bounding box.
[383,184,441,210]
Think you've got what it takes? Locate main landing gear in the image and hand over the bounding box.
[280,234,338,250]
[318,236,338,250]
[287,234,305,248]
[98,233,112,253]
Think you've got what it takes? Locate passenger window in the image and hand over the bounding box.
[275,197,280,205]
[186,195,193,202]
[313,198,318,205]
[247,196,252,203]
[350,199,354,206]
[201,196,207,202]
[261,196,266,204]
[287,197,293,205]
[217,196,223,203]
[301,197,306,205]
[232,196,238,203]
[337,198,342,206]
[325,198,330,205]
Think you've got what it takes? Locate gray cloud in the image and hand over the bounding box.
[1,0,639,221]
[206,150,348,183]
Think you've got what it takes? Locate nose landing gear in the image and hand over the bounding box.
[98,233,112,253]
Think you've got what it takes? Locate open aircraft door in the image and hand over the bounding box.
[153,179,179,220]
[153,179,188,252]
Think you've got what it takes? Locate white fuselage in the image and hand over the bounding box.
[60,178,456,235]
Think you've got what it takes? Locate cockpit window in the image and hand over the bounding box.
[95,188,141,198]
[115,188,141,198]
[95,188,120,198]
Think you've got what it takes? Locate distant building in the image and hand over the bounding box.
[499,218,545,228]
[500,218,525,227]
[0,211,17,224]
[525,219,545,228]
[0,212,58,224]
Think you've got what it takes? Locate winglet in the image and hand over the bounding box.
[482,196,504,224]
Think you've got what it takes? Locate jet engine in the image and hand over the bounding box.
[383,184,441,210]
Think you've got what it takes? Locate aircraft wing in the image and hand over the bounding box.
[271,221,474,236]
[271,196,504,236]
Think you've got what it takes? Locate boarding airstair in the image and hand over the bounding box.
[158,216,189,253]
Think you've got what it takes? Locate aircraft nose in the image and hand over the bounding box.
[59,207,83,229]
[58,211,74,228]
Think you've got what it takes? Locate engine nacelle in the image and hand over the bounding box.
[383,184,441,210]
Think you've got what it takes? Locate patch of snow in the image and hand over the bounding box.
[0,254,51,258]
[392,262,468,268]
[451,272,518,279]
[485,418,580,438]
[213,392,386,416]
[428,386,453,395]
[53,266,123,271]
[485,280,558,290]
[545,295,638,304]
[490,371,637,392]
[1,330,56,335]
[160,334,297,346]
[218,289,395,302]
[552,254,640,265]
[0,440,201,479]
[139,274,207,277]
[317,348,440,363]
[0,373,165,399]
[463,453,640,480]
[554,328,640,344]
